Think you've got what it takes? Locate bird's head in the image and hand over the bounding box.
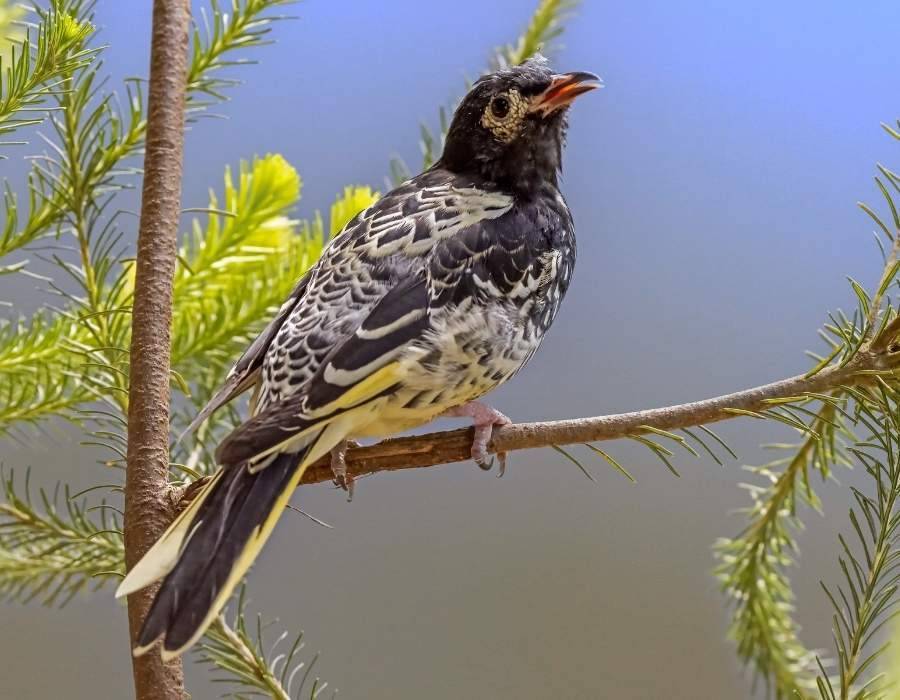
[439,55,601,194]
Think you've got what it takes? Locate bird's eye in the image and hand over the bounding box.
[491,96,510,119]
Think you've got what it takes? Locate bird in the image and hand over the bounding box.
[116,55,600,660]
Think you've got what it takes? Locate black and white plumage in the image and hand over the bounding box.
[117,56,600,659]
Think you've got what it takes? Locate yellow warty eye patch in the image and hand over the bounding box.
[480,89,528,143]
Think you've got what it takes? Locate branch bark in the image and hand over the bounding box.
[123,1,191,699]
[290,350,891,486]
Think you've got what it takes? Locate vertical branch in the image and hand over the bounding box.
[123,1,191,699]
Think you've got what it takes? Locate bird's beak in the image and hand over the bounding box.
[530,71,602,116]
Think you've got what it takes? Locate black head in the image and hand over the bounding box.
[438,56,600,195]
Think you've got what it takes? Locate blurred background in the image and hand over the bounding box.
[3,0,900,697]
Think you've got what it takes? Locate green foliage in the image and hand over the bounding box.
[715,407,845,696]
[815,384,900,699]
[494,0,580,67]
[0,0,292,267]
[0,469,124,605]
[187,0,294,109]
[548,424,735,483]
[0,0,96,146]
[199,587,335,700]
[812,122,900,700]
[0,0,304,428]
[0,312,88,434]
[0,0,25,50]
[712,128,900,698]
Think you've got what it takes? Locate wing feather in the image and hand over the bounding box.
[216,274,429,466]
[180,270,312,437]
[208,169,518,464]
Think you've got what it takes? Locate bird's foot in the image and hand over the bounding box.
[330,439,359,501]
[441,402,511,476]
[174,475,212,515]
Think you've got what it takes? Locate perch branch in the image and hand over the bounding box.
[290,349,896,486]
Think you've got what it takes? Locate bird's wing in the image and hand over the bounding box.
[215,272,430,466]
[246,169,516,407]
[180,270,312,437]
[199,170,513,464]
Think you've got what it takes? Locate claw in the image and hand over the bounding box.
[440,401,511,476]
[330,440,356,502]
[476,456,494,471]
[496,451,507,478]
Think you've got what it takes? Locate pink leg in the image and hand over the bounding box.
[330,440,356,501]
[440,401,511,476]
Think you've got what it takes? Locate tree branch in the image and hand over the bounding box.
[291,349,895,486]
[123,1,191,699]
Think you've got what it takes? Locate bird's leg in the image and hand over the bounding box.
[440,401,511,476]
[330,439,358,501]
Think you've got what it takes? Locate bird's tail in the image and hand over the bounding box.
[113,399,365,661]
[117,449,313,660]
[116,364,401,659]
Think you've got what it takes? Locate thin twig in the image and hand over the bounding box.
[208,617,291,700]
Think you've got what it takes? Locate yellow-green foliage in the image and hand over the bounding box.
[175,154,303,301]
[502,0,579,66]
[0,0,25,59]
[172,154,324,382]
[329,185,380,237]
